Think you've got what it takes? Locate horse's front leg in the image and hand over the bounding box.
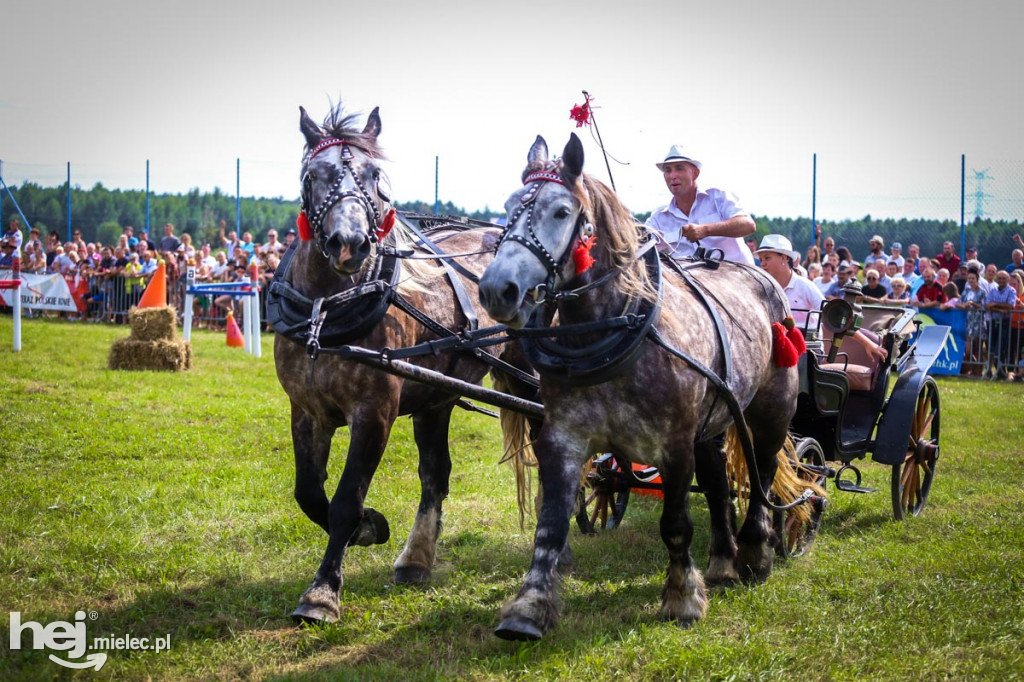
[290,401,391,543]
[394,404,455,584]
[290,402,334,533]
[495,431,582,641]
[658,445,707,626]
[292,410,393,624]
[695,438,739,587]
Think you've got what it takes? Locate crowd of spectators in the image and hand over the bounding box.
[0,218,296,330]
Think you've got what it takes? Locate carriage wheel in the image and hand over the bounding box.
[891,376,940,520]
[575,457,631,534]
[773,437,828,559]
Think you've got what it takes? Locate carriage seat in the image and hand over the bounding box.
[816,327,882,392]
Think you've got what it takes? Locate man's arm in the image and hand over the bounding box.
[682,215,756,242]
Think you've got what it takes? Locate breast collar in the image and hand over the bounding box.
[513,237,662,386]
[265,237,401,348]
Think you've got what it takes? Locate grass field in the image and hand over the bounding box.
[1,317,1023,681]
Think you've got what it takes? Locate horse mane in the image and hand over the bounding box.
[524,158,655,303]
[310,103,386,160]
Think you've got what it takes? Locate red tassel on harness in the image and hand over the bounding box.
[375,208,396,242]
[772,321,800,367]
[573,236,596,274]
[297,211,313,241]
[782,316,807,356]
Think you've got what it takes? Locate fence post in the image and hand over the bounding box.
[811,153,817,249]
[182,265,195,342]
[12,255,22,352]
[241,275,252,354]
[960,153,966,260]
[249,260,262,358]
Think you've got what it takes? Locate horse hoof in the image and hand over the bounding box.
[349,507,391,547]
[494,616,544,641]
[674,616,699,630]
[291,603,338,625]
[394,565,432,584]
[705,575,739,590]
[736,545,774,584]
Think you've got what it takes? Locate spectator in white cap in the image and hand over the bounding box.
[757,234,887,362]
[645,144,755,264]
[864,235,887,268]
[888,241,905,269]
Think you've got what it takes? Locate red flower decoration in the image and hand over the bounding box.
[569,97,592,128]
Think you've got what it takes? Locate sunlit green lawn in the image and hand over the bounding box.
[1,317,1022,681]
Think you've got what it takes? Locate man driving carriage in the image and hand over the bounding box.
[645,145,756,264]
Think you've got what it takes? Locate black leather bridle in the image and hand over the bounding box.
[300,138,392,258]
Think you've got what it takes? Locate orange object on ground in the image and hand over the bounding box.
[137,262,167,309]
[225,311,245,347]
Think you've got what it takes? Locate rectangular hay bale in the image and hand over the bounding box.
[109,337,192,372]
[129,305,177,342]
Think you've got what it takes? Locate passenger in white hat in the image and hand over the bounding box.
[755,234,823,327]
[644,144,755,264]
[757,234,887,362]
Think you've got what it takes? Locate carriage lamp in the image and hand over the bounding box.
[822,296,863,364]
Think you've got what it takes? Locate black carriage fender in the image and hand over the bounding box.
[871,324,949,466]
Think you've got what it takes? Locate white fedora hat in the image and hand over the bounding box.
[753,234,798,260]
[656,144,702,171]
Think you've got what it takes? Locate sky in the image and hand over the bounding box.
[2,1,1021,222]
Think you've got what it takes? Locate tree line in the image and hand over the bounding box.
[4,181,1020,263]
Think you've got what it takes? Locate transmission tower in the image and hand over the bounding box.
[971,168,993,220]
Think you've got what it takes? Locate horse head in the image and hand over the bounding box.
[298,105,394,275]
[479,133,593,328]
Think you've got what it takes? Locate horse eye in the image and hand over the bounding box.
[307,170,318,182]
[554,207,571,220]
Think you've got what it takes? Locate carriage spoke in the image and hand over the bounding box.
[589,497,602,526]
[901,455,916,487]
[918,409,937,440]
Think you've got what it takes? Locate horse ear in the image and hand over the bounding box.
[363,107,382,139]
[299,106,321,149]
[561,133,584,184]
[527,135,549,170]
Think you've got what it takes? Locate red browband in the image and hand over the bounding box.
[308,137,367,161]
[523,171,565,186]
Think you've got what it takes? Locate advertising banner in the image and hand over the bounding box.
[0,270,80,312]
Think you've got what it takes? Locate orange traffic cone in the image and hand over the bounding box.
[137,262,167,309]
[225,311,245,347]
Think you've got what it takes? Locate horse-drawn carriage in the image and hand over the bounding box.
[268,104,950,641]
[575,295,950,556]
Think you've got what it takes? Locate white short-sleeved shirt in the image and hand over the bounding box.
[784,272,825,328]
[645,187,754,265]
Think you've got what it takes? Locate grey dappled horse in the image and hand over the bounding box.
[274,105,530,623]
[479,134,799,640]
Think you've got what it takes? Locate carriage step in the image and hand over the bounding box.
[833,479,877,494]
